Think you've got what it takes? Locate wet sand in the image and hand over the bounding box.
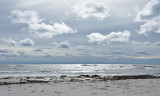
[0,75,160,96]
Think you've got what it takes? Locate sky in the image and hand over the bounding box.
[0,0,160,64]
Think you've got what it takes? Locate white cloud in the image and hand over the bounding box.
[19,38,34,46]
[9,10,42,24]
[87,33,106,43]
[135,0,160,34]
[138,19,160,34]
[87,30,130,43]
[72,1,110,20]
[10,10,77,38]
[106,31,130,42]
[28,22,77,38]
[130,41,151,45]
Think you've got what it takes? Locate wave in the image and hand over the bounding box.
[0,71,31,73]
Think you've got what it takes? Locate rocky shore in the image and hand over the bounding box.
[0,75,159,85]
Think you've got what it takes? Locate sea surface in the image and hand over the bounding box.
[0,64,160,77]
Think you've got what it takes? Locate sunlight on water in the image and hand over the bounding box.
[0,64,160,77]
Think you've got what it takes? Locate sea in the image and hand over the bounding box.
[0,64,160,78]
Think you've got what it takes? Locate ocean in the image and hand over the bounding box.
[0,64,160,77]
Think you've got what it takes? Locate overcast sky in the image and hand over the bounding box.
[0,0,160,64]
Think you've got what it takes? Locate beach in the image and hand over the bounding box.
[0,64,160,96]
[0,75,160,96]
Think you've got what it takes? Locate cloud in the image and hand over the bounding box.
[17,51,29,57]
[137,50,150,55]
[9,10,42,24]
[10,10,77,38]
[1,38,17,46]
[130,41,151,45]
[19,38,34,46]
[87,30,130,43]
[16,0,52,8]
[135,0,160,34]
[72,1,110,20]
[156,42,160,46]
[7,39,17,46]
[28,22,77,38]
[55,41,71,48]
[34,48,43,52]
[111,50,125,55]
[0,54,17,57]
[0,49,12,53]
[87,33,106,43]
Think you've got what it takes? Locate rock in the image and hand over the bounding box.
[60,75,67,79]
[70,79,78,82]
[27,79,49,83]
[103,77,108,81]
[85,78,92,81]
[2,77,13,79]
[112,75,159,80]
[36,77,45,79]
[91,75,101,79]
[77,75,90,78]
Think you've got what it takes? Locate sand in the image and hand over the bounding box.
[0,76,160,96]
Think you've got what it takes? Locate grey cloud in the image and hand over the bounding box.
[0,49,12,53]
[137,50,150,55]
[18,51,29,57]
[144,42,151,45]
[0,38,17,46]
[57,41,70,48]
[8,40,17,46]
[34,48,43,52]
[135,0,160,21]
[0,54,17,57]
[19,38,34,46]
[9,10,42,24]
[111,50,125,55]
[6,39,17,46]
[156,42,160,46]
[73,45,87,51]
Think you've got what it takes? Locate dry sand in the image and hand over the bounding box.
[0,78,160,96]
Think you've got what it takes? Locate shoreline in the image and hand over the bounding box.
[0,74,160,85]
[1,75,160,96]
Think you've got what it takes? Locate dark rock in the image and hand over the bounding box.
[70,79,78,82]
[36,77,45,79]
[91,75,101,79]
[27,80,49,83]
[103,77,108,81]
[77,75,90,78]
[0,81,27,85]
[2,77,13,79]
[60,75,67,79]
[112,75,159,80]
[26,77,30,79]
